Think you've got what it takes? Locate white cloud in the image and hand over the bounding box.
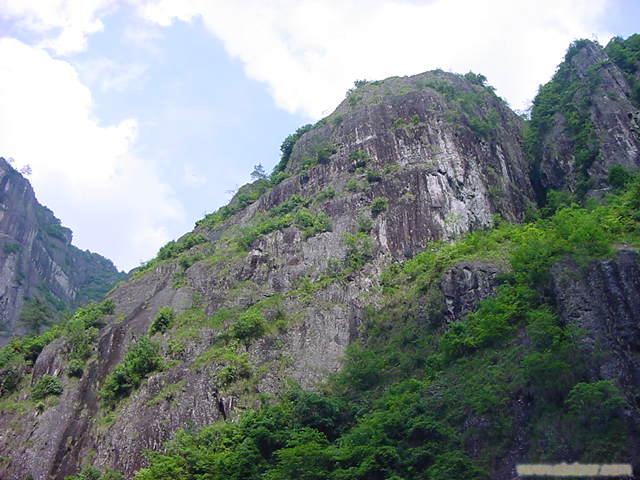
[135,0,612,116]
[76,58,148,93]
[0,38,184,270]
[0,0,116,55]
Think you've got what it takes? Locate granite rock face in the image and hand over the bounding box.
[551,249,640,400]
[0,158,124,345]
[550,249,640,470]
[535,40,640,194]
[0,71,538,479]
[284,71,534,258]
[440,261,503,324]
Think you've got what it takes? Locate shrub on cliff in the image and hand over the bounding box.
[149,307,175,335]
[99,336,162,408]
[32,374,63,400]
[230,309,266,346]
[371,197,389,216]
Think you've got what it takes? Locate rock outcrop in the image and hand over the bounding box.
[0,158,125,344]
[531,38,640,195]
[551,248,640,401]
[440,261,503,323]
[551,248,640,470]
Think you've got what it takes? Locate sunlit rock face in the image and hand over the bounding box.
[282,70,534,258]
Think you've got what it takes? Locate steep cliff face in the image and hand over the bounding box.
[552,249,640,415]
[0,71,536,479]
[529,37,640,195]
[284,71,533,257]
[0,158,125,344]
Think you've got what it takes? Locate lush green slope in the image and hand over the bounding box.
[112,173,640,480]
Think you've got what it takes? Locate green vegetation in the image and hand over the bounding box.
[605,34,640,104]
[215,350,252,387]
[273,124,314,175]
[134,231,209,278]
[19,297,53,333]
[365,169,382,183]
[31,374,63,400]
[370,197,389,216]
[65,300,115,365]
[343,232,373,272]
[2,242,20,255]
[99,336,163,408]
[299,143,338,173]
[196,179,273,231]
[134,173,640,480]
[294,208,332,239]
[526,39,603,197]
[157,233,207,261]
[147,380,187,407]
[67,359,85,378]
[149,307,175,335]
[357,215,373,233]
[315,187,336,203]
[0,299,114,398]
[345,178,367,193]
[237,195,331,249]
[608,164,633,189]
[65,466,123,480]
[418,73,501,140]
[230,309,267,346]
[348,149,370,170]
[316,143,337,165]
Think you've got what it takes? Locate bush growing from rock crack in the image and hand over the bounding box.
[32,374,63,400]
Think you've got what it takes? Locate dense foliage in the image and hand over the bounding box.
[133,170,640,479]
[31,374,63,400]
[149,307,175,335]
[0,299,114,398]
[605,34,640,104]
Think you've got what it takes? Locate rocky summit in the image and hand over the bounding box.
[1,35,640,480]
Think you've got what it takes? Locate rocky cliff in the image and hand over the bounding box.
[528,37,640,196]
[0,70,535,479]
[0,158,125,344]
[1,35,640,480]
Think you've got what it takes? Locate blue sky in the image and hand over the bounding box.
[0,0,637,271]
[79,12,307,224]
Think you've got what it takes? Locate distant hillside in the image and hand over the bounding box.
[0,158,125,344]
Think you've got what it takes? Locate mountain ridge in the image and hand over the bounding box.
[0,35,639,480]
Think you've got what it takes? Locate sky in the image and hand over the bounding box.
[0,0,638,271]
